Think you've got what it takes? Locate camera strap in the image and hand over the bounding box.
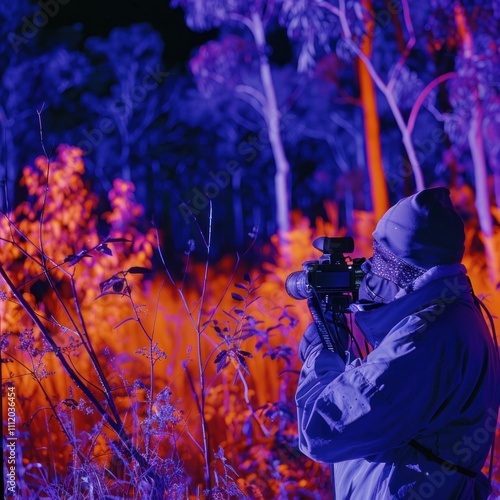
[307,295,348,362]
[408,439,477,478]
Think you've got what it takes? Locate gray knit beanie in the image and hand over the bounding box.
[372,187,465,270]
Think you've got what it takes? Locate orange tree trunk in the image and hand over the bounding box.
[358,0,389,222]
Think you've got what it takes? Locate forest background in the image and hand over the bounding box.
[1,0,499,498]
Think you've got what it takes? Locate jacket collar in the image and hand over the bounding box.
[353,265,471,348]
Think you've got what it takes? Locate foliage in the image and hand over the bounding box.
[0,147,335,498]
[0,0,91,212]
[171,0,275,31]
[0,13,177,223]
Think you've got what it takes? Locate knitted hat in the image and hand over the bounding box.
[372,187,465,269]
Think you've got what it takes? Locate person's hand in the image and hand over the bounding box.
[298,322,323,363]
[299,312,352,363]
[323,311,351,355]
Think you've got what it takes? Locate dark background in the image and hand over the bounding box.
[43,0,215,69]
[3,0,496,262]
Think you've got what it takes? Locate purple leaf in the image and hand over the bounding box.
[113,317,136,330]
[216,357,231,373]
[214,350,227,364]
[105,238,132,243]
[237,349,253,358]
[99,275,126,293]
[64,250,92,266]
[62,398,78,409]
[127,266,152,274]
[96,243,113,256]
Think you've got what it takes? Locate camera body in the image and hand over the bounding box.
[285,236,365,311]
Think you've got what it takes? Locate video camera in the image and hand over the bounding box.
[285,236,366,312]
[285,237,366,356]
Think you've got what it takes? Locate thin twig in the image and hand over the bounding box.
[36,105,50,268]
[196,199,213,492]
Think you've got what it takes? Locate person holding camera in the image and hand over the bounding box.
[295,188,499,499]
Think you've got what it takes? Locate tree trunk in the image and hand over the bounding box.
[469,103,493,237]
[322,0,425,194]
[455,5,498,283]
[358,0,389,221]
[251,12,291,234]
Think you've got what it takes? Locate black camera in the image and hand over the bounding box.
[285,237,365,311]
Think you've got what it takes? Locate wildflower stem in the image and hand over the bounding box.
[197,199,213,492]
[0,262,151,475]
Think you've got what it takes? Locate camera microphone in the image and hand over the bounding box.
[313,236,354,254]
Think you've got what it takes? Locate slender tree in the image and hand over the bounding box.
[447,3,499,281]
[316,0,426,191]
[172,0,293,233]
[357,0,389,220]
[279,0,441,213]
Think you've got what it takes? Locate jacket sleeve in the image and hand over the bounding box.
[295,313,463,463]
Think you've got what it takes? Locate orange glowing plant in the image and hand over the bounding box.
[0,145,334,498]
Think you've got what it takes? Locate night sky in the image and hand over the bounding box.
[41,0,217,70]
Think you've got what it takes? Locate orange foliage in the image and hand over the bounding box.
[1,147,498,498]
[0,147,333,497]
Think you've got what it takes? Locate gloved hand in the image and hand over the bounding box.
[298,322,323,363]
[299,312,351,363]
[324,311,351,355]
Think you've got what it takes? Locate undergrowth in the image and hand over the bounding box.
[0,145,332,499]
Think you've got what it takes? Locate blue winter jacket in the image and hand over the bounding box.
[296,265,499,499]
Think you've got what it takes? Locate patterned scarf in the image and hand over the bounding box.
[370,240,427,288]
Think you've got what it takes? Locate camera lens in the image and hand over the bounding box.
[285,271,310,300]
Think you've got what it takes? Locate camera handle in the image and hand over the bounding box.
[307,295,349,363]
